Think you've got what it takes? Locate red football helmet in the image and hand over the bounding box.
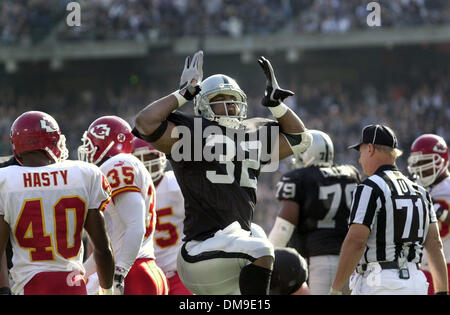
[408,134,449,187]
[132,137,167,182]
[10,111,68,165]
[78,116,134,165]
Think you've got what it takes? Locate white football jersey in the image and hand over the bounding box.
[154,171,186,275]
[422,176,450,270]
[0,160,111,294]
[100,154,156,264]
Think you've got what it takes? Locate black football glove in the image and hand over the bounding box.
[257,56,294,107]
[179,50,203,101]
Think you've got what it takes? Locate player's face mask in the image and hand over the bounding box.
[408,154,447,187]
[408,134,449,187]
[194,74,247,129]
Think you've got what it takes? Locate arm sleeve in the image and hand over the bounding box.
[113,191,147,273]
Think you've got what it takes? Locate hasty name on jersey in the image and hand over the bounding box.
[22,170,68,188]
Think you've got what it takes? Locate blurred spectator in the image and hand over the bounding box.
[3,0,450,45]
[0,64,449,234]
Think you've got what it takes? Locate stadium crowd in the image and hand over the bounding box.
[1,66,448,232]
[2,0,450,45]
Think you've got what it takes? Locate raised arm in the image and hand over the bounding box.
[134,51,204,154]
[257,56,312,161]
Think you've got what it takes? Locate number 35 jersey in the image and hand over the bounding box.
[167,111,279,242]
[0,160,111,294]
[276,165,361,257]
[100,153,157,262]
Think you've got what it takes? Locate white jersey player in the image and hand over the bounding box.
[133,138,193,295]
[0,111,114,295]
[79,116,168,295]
[408,133,450,295]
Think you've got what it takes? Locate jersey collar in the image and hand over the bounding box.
[374,164,398,175]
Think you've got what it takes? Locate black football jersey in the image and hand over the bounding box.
[276,165,361,257]
[167,111,279,241]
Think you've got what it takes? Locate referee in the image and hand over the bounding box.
[330,124,448,295]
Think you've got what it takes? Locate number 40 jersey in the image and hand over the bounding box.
[276,164,361,257]
[0,160,111,294]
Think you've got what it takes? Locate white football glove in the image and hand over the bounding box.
[113,266,126,295]
[178,50,204,101]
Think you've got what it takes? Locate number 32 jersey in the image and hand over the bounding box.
[276,165,361,257]
[167,111,279,242]
[0,160,111,294]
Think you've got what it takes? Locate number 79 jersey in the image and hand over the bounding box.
[276,165,361,257]
[0,160,111,294]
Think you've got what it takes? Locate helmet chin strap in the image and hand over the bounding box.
[94,141,115,165]
[45,147,59,164]
[215,117,242,129]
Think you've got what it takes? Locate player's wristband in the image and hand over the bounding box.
[329,288,343,295]
[439,210,448,223]
[171,90,188,108]
[99,287,113,295]
[268,103,288,118]
[0,287,11,295]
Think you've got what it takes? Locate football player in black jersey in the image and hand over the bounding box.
[268,130,361,295]
[132,51,312,295]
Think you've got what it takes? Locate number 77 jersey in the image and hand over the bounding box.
[0,160,111,294]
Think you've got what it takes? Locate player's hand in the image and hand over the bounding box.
[179,50,204,101]
[113,266,126,295]
[257,56,294,107]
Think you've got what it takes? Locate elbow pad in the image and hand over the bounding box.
[281,130,313,155]
[268,217,296,247]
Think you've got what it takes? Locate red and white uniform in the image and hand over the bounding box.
[154,171,192,295]
[422,176,450,294]
[100,153,167,294]
[0,161,111,295]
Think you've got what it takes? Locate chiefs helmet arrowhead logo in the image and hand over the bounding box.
[433,139,447,154]
[90,124,111,140]
[40,118,58,133]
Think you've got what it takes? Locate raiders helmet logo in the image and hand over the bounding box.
[433,139,447,154]
[40,118,58,133]
[90,124,111,140]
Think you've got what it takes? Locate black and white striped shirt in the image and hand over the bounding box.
[350,165,437,264]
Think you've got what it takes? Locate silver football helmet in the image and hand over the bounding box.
[291,130,334,168]
[194,74,247,129]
